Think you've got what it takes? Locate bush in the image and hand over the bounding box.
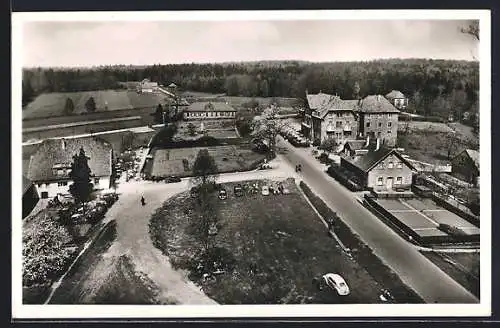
[326,164,363,192]
[182,158,190,171]
[186,246,237,280]
[23,216,77,286]
[437,224,467,237]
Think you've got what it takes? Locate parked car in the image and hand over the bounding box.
[260,163,272,170]
[282,187,290,195]
[165,176,182,183]
[261,185,270,196]
[322,273,350,296]
[218,188,228,200]
[234,184,243,197]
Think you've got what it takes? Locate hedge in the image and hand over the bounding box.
[299,181,424,303]
[326,164,363,192]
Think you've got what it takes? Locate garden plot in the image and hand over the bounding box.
[145,146,267,178]
[373,198,480,239]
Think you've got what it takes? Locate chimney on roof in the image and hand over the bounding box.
[61,138,66,150]
[305,89,308,95]
[377,95,381,102]
[365,135,370,147]
[375,138,380,151]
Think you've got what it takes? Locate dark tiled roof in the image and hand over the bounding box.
[344,140,367,151]
[465,149,480,170]
[385,90,405,100]
[185,102,236,112]
[358,95,400,113]
[306,93,337,110]
[28,137,112,182]
[22,176,33,194]
[315,98,359,118]
[345,145,414,172]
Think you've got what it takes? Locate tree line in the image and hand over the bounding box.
[23,58,479,119]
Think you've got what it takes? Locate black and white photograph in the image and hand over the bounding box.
[12,10,491,319]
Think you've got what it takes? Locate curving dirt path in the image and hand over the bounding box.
[50,164,295,305]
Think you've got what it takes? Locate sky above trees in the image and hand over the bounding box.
[22,18,479,67]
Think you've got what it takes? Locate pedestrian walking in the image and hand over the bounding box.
[141,196,146,206]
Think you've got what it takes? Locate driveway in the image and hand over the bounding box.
[50,167,295,304]
[277,137,478,304]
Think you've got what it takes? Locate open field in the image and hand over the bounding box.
[145,145,265,178]
[179,91,302,109]
[420,251,480,298]
[149,180,388,304]
[398,121,454,133]
[22,117,144,142]
[23,90,166,120]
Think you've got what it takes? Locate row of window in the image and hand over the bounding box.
[185,111,235,117]
[377,176,404,185]
[379,161,403,169]
[42,178,101,188]
[366,121,392,128]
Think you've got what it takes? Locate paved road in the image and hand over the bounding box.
[277,137,478,304]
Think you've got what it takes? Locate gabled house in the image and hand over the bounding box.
[357,95,400,147]
[137,78,158,93]
[340,139,416,191]
[22,176,39,219]
[302,92,359,146]
[385,90,408,110]
[451,149,480,187]
[27,137,113,199]
[183,102,236,120]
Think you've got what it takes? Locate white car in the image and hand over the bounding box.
[261,185,270,196]
[322,273,350,296]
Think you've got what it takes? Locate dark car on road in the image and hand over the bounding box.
[165,176,182,183]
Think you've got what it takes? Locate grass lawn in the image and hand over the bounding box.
[149,179,387,304]
[23,90,165,120]
[420,251,480,298]
[146,146,265,178]
[397,130,479,165]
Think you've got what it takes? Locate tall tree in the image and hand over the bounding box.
[64,97,75,115]
[353,81,361,99]
[191,149,219,187]
[69,147,94,214]
[154,104,164,124]
[85,96,97,112]
[319,137,337,154]
[191,149,220,250]
[150,124,177,147]
[187,123,197,136]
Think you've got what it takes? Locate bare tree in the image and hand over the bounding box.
[460,21,479,60]
[460,21,479,40]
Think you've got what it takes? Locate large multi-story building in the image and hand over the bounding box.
[301,91,400,147]
[357,95,400,147]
